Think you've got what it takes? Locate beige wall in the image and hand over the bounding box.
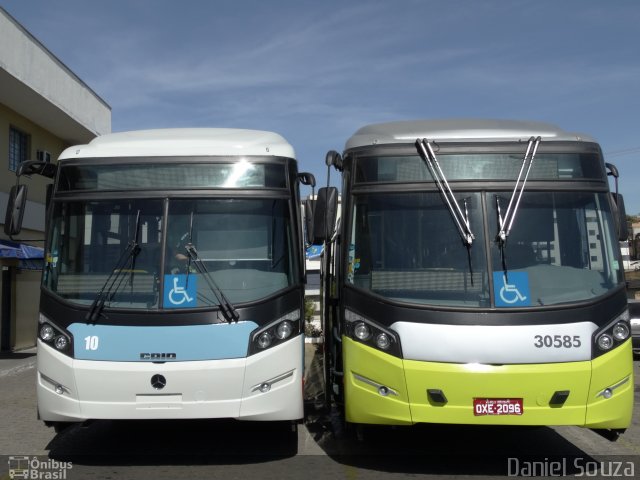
[14,269,40,350]
[1,102,67,205]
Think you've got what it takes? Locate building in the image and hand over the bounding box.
[0,7,111,351]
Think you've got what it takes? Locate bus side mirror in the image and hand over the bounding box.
[4,184,28,236]
[304,198,315,245]
[610,192,629,241]
[312,187,338,244]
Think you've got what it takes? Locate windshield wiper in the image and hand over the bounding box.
[86,210,141,322]
[416,138,474,246]
[496,136,541,244]
[183,210,239,323]
[495,136,541,279]
[183,243,239,323]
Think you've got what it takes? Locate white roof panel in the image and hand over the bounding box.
[345,119,596,150]
[59,128,296,160]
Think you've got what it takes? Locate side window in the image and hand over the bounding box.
[8,126,30,172]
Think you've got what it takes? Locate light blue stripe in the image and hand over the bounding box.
[68,321,258,361]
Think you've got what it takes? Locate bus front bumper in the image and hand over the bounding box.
[343,337,633,429]
[36,337,304,423]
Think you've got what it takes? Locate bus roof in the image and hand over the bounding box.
[59,128,296,160]
[345,119,597,150]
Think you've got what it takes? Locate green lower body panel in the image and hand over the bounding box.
[585,340,634,429]
[342,337,633,428]
[343,337,412,425]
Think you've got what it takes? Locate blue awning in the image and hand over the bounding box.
[0,240,44,259]
[0,240,44,270]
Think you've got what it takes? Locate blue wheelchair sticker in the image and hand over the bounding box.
[163,274,197,308]
[493,271,531,307]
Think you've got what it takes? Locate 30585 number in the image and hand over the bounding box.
[533,335,581,348]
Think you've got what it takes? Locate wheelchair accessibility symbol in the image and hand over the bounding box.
[493,271,531,307]
[163,274,197,308]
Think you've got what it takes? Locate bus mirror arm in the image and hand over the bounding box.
[326,151,343,171]
[17,160,57,179]
[606,163,619,197]
[297,172,316,187]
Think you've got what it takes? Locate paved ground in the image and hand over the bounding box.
[0,345,638,479]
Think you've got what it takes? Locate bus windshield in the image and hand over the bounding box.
[347,191,623,308]
[348,192,490,307]
[44,197,296,310]
[489,191,623,306]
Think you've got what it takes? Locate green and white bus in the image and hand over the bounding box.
[314,119,633,439]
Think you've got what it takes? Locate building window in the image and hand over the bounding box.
[8,126,30,172]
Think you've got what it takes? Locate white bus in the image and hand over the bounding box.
[5,128,315,432]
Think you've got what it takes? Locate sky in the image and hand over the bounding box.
[3,0,640,211]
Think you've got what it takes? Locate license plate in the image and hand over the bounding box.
[473,398,523,416]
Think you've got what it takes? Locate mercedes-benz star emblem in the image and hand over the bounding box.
[151,374,167,390]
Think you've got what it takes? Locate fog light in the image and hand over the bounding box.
[259,383,271,393]
[54,336,68,351]
[257,332,272,349]
[39,324,55,342]
[612,322,630,341]
[55,385,64,395]
[276,321,293,340]
[602,388,613,399]
[375,333,391,350]
[597,334,613,351]
[354,322,371,341]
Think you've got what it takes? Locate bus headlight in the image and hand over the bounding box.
[54,335,69,351]
[38,314,73,356]
[345,309,402,357]
[39,324,55,342]
[612,322,630,341]
[354,322,371,341]
[375,333,392,350]
[249,310,301,355]
[276,321,293,340]
[597,334,613,351]
[592,309,630,358]
[257,332,273,349]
